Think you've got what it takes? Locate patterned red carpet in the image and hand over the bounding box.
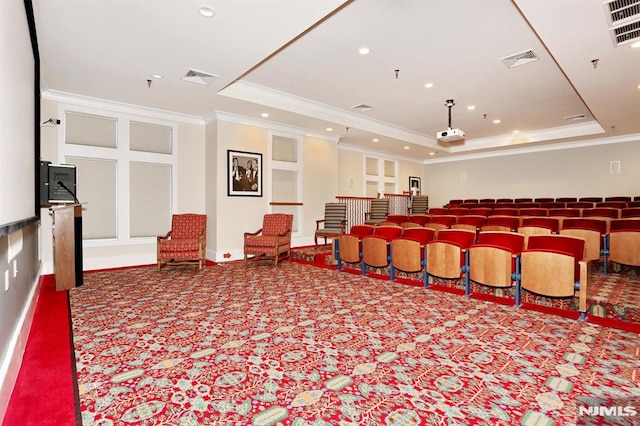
[70,260,640,425]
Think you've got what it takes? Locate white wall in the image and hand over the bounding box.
[424,139,640,208]
[210,119,339,262]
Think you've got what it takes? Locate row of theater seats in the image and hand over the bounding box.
[428,206,640,218]
[447,196,640,209]
[335,218,640,320]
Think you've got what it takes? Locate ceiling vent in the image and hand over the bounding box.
[604,0,640,46]
[351,103,374,112]
[563,113,587,121]
[181,68,218,86]
[500,49,539,69]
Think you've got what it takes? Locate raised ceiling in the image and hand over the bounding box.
[34,0,640,162]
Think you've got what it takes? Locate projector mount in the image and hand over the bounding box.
[445,99,455,129]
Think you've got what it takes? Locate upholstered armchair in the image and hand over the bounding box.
[244,213,294,266]
[157,214,207,271]
[314,203,347,246]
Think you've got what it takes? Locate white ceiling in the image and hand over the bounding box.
[34,0,640,162]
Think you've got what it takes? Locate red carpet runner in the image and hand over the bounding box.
[2,275,79,426]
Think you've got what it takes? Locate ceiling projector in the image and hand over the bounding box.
[437,127,465,143]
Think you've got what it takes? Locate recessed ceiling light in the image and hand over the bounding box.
[261,113,269,118]
[372,138,379,142]
[513,130,520,134]
[630,41,640,49]
[151,73,163,79]
[358,47,370,55]
[467,105,475,110]
[198,6,216,18]
[326,127,333,132]
[493,119,501,124]
[429,152,436,156]
[403,146,410,150]
[424,83,434,88]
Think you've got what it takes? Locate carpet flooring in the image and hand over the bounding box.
[69,260,640,425]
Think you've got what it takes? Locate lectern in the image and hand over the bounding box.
[51,204,83,291]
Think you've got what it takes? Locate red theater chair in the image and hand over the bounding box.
[579,197,603,203]
[390,227,436,283]
[556,197,577,203]
[385,214,408,225]
[468,231,525,297]
[519,235,590,320]
[620,208,640,218]
[566,201,594,209]
[540,202,566,209]
[336,225,375,271]
[492,208,518,216]
[518,208,547,217]
[609,219,640,269]
[360,225,403,274]
[534,198,555,203]
[560,218,608,274]
[605,196,631,202]
[407,214,431,226]
[518,217,560,246]
[597,201,627,209]
[452,215,487,239]
[429,207,449,215]
[448,207,470,216]
[425,229,476,290]
[482,215,520,232]
[469,207,492,216]
[424,215,457,237]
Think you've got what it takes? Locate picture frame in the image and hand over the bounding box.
[228,150,262,197]
[409,176,421,195]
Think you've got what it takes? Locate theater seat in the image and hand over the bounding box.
[425,229,476,289]
[390,227,436,283]
[518,234,590,320]
[609,219,640,269]
[468,232,525,299]
[336,225,375,270]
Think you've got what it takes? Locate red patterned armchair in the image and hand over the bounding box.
[157,214,207,271]
[244,214,294,267]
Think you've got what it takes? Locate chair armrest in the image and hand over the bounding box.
[316,219,326,230]
[244,228,263,239]
[157,231,171,243]
[340,220,348,233]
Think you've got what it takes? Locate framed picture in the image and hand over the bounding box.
[409,176,421,195]
[228,150,262,196]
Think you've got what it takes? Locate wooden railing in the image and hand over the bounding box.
[336,194,412,231]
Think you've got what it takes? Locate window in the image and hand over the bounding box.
[61,107,176,244]
[269,134,302,234]
[364,156,398,196]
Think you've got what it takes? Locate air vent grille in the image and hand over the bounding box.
[612,20,640,44]
[604,0,640,46]
[500,49,539,69]
[605,0,640,26]
[351,103,374,112]
[181,68,218,86]
[563,113,587,121]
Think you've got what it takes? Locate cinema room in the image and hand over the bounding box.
[1,0,639,425]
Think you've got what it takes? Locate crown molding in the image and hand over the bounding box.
[42,90,204,125]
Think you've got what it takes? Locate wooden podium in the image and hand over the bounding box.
[51,204,83,291]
